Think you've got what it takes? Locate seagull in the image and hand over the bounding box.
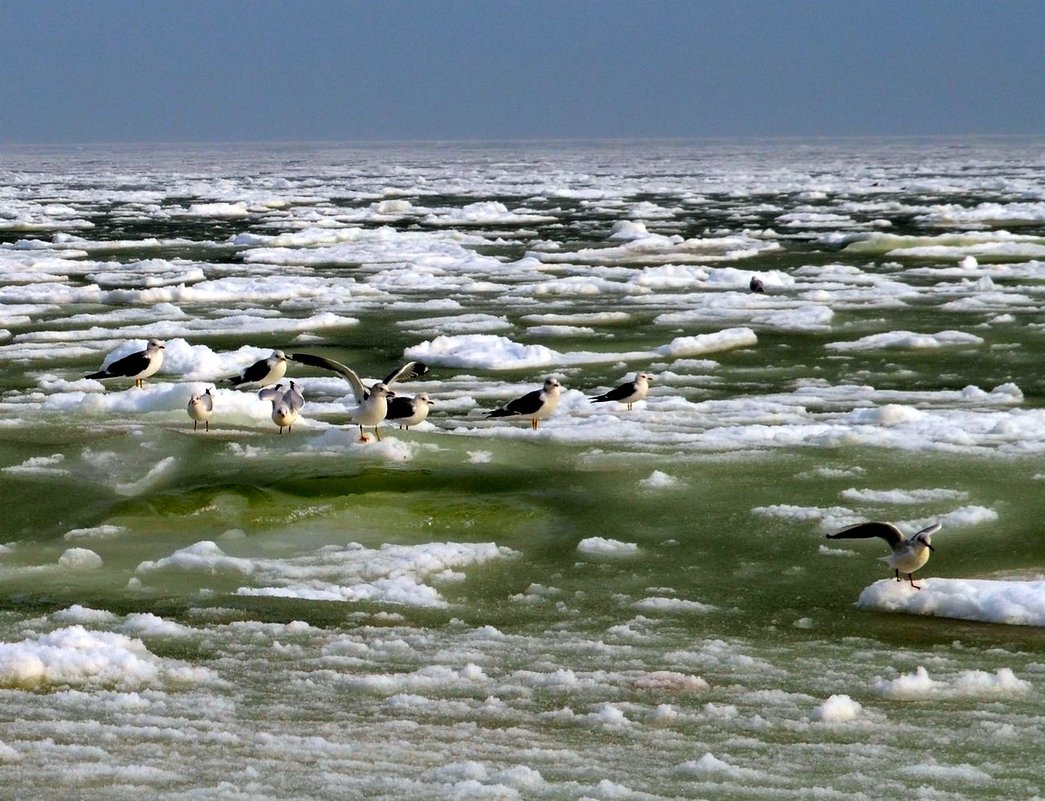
[86,338,165,389]
[487,377,562,430]
[749,275,765,294]
[225,350,288,388]
[289,354,428,442]
[259,383,302,434]
[826,521,941,589]
[589,372,652,411]
[187,388,214,431]
[386,392,435,429]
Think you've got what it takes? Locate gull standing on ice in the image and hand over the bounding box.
[749,275,765,293]
[260,383,303,434]
[86,338,165,389]
[487,377,562,430]
[826,521,940,589]
[386,392,435,430]
[187,388,214,431]
[290,354,428,442]
[589,372,652,411]
[225,350,288,388]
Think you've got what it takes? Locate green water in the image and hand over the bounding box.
[0,140,1042,799]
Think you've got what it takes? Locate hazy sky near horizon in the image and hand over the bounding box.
[2,1,1042,144]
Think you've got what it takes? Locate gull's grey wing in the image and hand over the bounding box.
[382,360,429,387]
[826,521,904,550]
[258,384,284,403]
[289,353,366,403]
[201,389,214,411]
[284,382,305,411]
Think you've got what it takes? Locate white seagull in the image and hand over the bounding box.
[289,354,428,442]
[86,338,165,389]
[187,388,214,432]
[589,372,652,411]
[487,377,562,430]
[225,350,288,388]
[386,392,435,430]
[259,383,302,434]
[826,521,941,589]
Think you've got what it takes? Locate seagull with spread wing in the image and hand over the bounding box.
[259,382,303,434]
[289,354,428,441]
[826,521,941,589]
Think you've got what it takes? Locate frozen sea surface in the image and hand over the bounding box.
[0,139,1043,799]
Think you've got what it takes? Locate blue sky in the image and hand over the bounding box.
[2,1,1041,143]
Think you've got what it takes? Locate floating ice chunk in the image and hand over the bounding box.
[812,694,863,722]
[229,541,517,608]
[633,596,716,614]
[633,671,709,692]
[2,453,67,477]
[676,752,763,780]
[577,537,639,558]
[58,548,103,570]
[901,760,992,784]
[839,487,968,505]
[639,470,683,490]
[873,665,1031,699]
[608,220,650,240]
[826,330,984,352]
[656,328,757,358]
[405,334,559,369]
[136,540,255,577]
[0,626,214,690]
[856,577,1044,626]
[179,202,249,218]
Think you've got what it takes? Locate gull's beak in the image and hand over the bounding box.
[926,542,935,552]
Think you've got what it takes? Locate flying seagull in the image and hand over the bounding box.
[187,388,214,432]
[749,275,765,294]
[86,338,165,389]
[826,521,941,589]
[589,372,652,411]
[487,377,562,430]
[386,392,435,430]
[289,354,428,441]
[224,350,288,388]
[259,383,302,434]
